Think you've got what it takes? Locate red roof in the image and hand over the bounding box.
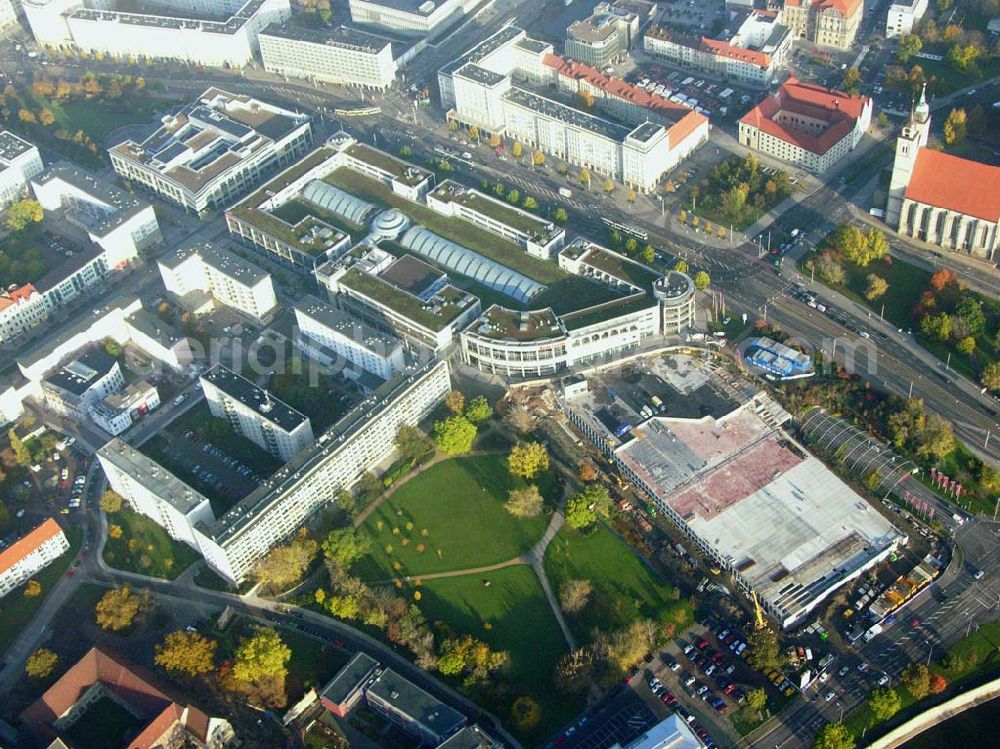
[542,53,708,146]
[0,518,64,576]
[904,148,1000,222]
[0,283,39,313]
[739,78,870,156]
[700,37,770,69]
[785,0,862,16]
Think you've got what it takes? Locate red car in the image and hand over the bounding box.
[696,638,710,650]
[712,653,725,666]
[723,683,736,695]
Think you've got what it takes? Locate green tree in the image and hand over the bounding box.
[944,108,968,145]
[898,34,923,63]
[982,361,1000,392]
[746,626,783,673]
[444,390,466,415]
[511,141,523,159]
[552,207,568,224]
[99,490,123,514]
[564,495,597,530]
[522,195,538,210]
[955,295,985,336]
[399,145,412,158]
[464,395,492,423]
[155,631,217,676]
[322,528,371,570]
[746,687,768,713]
[508,442,550,479]
[95,585,150,631]
[956,336,976,355]
[693,270,710,290]
[812,722,855,749]
[327,594,361,620]
[232,626,291,685]
[510,695,541,731]
[507,188,520,205]
[395,425,433,462]
[5,199,43,232]
[25,648,58,679]
[603,179,615,194]
[869,687,902,721]
[533,151,545,167]
[433,415,477,455]
[8,428,31,468]
[559,579,593,613]
[505,485,544,518]
[23,580,41,597]
[920,312,952,341]
[843,67,861,92]
[574,483,612,518]
[673,258,689,273]
[865,274,889,300]
[253,532,317,589]
[642,245,655,264]
[902,663,931,699]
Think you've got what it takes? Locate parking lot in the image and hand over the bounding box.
[548,691,658,749]
[625,59,757,122]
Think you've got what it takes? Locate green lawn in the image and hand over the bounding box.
[103,508,199,580]
[0,526,82,655]
[913,56,1000,97]
[354,455,555,581]
[323,168,566,284]
[544,523,690,642]
[413,565,577,742]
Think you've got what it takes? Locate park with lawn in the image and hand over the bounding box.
[680,153,793,231]
[353,454,557,581]
[544,523,691,642]
[103,508,199,580]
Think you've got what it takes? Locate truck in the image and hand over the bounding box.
[651,395,665,412]
[559,187,573,198]
[862,623,883,642]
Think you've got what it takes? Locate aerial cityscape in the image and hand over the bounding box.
[0,0,997,746]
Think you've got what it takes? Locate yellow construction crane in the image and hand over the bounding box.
[752,590,766,630]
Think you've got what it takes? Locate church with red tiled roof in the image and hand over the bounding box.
[886,86,999,261]
[738,79,872,173]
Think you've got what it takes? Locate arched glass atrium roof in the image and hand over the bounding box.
[302,180,376,225]
[399,226,545,303]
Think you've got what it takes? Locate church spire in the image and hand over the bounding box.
[914,83,929,123]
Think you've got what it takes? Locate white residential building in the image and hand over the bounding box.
[41,347,125,419]
[98,358,452,584]
[88,379,160,435]
[0,519,70,599]
[158,242,278,322]
[201,364,314,463]
[109,88,312,216]
[347,0,477,37]
[565,0,653,68]
[0,130,44,210]
[23,0,290,67]
[0,0,19,30]
[259,24,397,90]
[294,294,406,381]
[886,0,927,37]
[0,285,49,344]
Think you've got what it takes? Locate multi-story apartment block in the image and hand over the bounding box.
[317,246,482,354]
[886,0,926,37]
[98,357,452,584]
[364,669,467,745]
[88,379,160,435]
[439,27,708,192]
[347,0,477,37]
[426,180,565,259]
[259,24,397,90]
[41,347,125,419]
[201,364,314,463]
[738,78,872,173]
[643,10,793,89]
[109,88,312,216]
[0,518,69,598]
[294,294,406,381]
[782,0,863,50]
[886,86,999,261]
[31,161,160,264]
[0,129,44,210]
[158,242,278,322]
[0,285,49,344]
[565,0,655,68]
[23,0,289,67]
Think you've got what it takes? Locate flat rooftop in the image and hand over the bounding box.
[472,305,563,342]
[0,129,35,163]
[260,22,393,53]
[33,162,151,237]
[319,652,378,705]
[294,293,401,353]
[353,0,445,14]
[340,266,475,331]
[379,254,444,298]
[99,438,210,515]
[455,62,507,87]
[162,242,269,287]
[366,668,466,735]
[44,347,117,396]
[202,364,307,434]
[503,88,631,142]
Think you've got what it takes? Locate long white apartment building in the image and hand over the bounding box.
[0,129,44,210]
[0,519,70,599]
[259,23,397,90]
[885,0,926,37]
[347,0,477,37]
[98,358,452,584]
[439,26,709,192]
[0,285,49,345]
[643,10,793,89]
[23,0,290,67]
[158,242,278,322]
[294,294,406,381]
[109,88,312,216]
[201,364,314,462]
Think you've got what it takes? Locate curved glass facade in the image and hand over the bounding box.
[400,226,545,303]
[302,180,376,225]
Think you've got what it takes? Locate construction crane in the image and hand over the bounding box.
[752,590,766,630]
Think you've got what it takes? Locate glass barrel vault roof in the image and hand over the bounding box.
[302,179,376,225]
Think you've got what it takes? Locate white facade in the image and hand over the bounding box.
[99,358,451,584]
[886,0,925,37]
[259,24,397,90]
[348,0,477,36]
[0,519,70,599]
[24,0,290,67]
[0,285,49,343]
[201,364,314,463]
[0,130,44,210]
[109,88,312,215]
[159,243,278,322]
[88,380,160,435]
[41,350,125,419]
[294,294,405,380]
[0,0,19,30]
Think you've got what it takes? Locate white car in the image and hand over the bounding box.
[824,691,836,702]
[877,674,890,686]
